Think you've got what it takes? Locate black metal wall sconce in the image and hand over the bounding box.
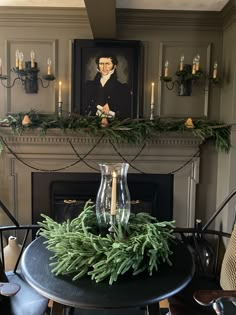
[160,55,219,96]
[0,50,55,94]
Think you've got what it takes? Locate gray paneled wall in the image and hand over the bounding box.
[0,5,235,231]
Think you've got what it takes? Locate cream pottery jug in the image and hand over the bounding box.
[3,236,22,271]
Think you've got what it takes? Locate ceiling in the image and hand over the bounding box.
[0,0,231,11]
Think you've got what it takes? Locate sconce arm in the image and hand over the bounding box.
[39,74,55,88]
[0,65,55,93]
[0,76,21,89]
[160,76,179,90]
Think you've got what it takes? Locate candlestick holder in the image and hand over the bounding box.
[108,214,116,234]
[58,101,62,118]
[150,103,155,121]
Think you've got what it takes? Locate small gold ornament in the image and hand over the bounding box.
[185,117,194,129]
[22,115,31,126]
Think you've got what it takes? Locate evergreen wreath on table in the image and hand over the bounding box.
[0,110,232,153]
[39,201,175,285]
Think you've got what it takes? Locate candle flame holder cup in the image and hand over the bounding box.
[150,103,155,121]
[57,101,62,118]
[96,162,131,234]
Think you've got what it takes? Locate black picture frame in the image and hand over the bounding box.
[72,39,143,119]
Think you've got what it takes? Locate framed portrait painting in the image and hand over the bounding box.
[72,39,143,119]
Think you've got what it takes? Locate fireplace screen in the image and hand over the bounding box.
[32,172,173,224]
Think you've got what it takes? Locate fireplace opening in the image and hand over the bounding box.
[32,172,173,224]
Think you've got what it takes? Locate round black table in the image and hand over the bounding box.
[21,237,195,315]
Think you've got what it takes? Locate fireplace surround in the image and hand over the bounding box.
[0,128,201,228]
[32,172,174,224]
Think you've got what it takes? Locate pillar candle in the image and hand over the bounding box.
[111,171,117,216]
[47,57,52,75]
[30,50,35,68]
[213,62,218,79]
[58,81,62,102]
[151,82,155,105]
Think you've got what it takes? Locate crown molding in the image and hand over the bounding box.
[117,9,223,31]
[221,0,236,29]
[0,7,89,27]
[0,6,224,30]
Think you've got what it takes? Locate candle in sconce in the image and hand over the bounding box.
[47,57,52,75]
[19,52,24,70]
[195,54,200,71]
[111,171,117,216]
[164,60,169,77]
[192,57,196,75]
[180,55,184,71]
[0,58,2,76]
[213,62,218,79]
[151,82,155,105]
[15,49,20,68]
[30,50,35,68]
[58,81,62,103]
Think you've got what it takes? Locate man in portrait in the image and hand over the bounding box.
[84,52,132,119]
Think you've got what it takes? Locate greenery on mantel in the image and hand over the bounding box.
[39,201,175,285]
[0,111,232,153]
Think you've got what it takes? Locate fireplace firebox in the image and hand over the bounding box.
[32,172,173,224]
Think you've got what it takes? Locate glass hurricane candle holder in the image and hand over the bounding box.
[96,162,131,233]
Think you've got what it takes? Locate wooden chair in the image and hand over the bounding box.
[0,200,49,315]
[168,189,236,315]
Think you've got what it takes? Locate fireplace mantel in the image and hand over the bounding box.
[0,128,202,228]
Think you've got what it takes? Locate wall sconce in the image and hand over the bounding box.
[160,55,219,96]
[0,50,55,94]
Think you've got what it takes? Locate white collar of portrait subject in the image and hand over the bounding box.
[99,68,115,87]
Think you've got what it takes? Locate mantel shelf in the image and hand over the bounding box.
[0,127,203,147]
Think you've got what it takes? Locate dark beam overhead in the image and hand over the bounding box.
[84,0,116,39]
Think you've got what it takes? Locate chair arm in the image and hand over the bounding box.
[0,282,21,296]
[194,290,236,306]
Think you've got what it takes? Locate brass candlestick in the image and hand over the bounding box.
[150,103,154,121]
[58,101,62,118]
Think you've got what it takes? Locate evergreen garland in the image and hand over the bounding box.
[39,201,175,285]
[0,111,232,153]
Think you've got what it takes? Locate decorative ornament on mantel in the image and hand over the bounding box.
[22,114,31,126]
[185,117,194,129]
[0,110,232,153]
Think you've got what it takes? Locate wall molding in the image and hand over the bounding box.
[117,9,223,31]
[1,6,236,31]
[0,7,89,28]
[0,7,226,30]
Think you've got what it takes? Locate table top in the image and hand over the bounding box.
[21,236,194,309]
